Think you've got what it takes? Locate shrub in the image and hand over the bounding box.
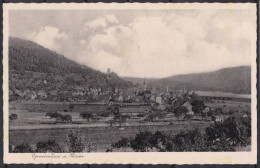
[171,128,206,152]
[46,111,60,119]
[46,112,72,124]
[69,104,75,111]
[129,131,154,152]
[35,140,63,153]
[80,112,93,121]
[13,143,33,153]
[205,116,251,151]
[109,117,251,152]
[99,111,110,117]
[174,106,188,120]
[67,130,85,152]
[9,113,18,121]
[60,114,72,123]
[191,99,205,114]
[111,137,129,151]
[137,113,144,118]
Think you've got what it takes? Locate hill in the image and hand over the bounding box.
[9,37,133,101]
[124,66,251,94]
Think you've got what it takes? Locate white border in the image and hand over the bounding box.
[3,3,257,164]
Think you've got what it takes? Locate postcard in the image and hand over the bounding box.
[3,3,257,164]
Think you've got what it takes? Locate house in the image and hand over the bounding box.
[203,107,210,113]
[72,91,85,96]
[156,96,162,105]
[38,91,47,99]
[187,111,194,115]
[182,102,193,112]
[15,90,26,98]
[150,95,156,102]
[157,104,166,111]
[26,91,37,100]
[212,115,224,123]
[49,91,58,96]
[118,95,124,102]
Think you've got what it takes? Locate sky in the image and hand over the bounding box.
[9,9,253,78]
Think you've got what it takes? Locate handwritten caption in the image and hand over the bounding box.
[32,153,84,160]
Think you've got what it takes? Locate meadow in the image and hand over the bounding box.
[9,98,250,152]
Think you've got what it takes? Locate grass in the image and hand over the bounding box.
[9,122,211,152]
[9,100,251,152]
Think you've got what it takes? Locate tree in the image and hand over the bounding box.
[111,137,129,151]
[137,113,144,118]
[191,100,205,115]
[80,112,93,121]
[35,140,63,153]
[144,114,157,122]
[69,104,75,111]
[214,108,223,115]
[61,114,72,123]
[129,131,154,152]
[9,113,18,121]
[184,114,193,123]
[13,143,33,153]
[99,111,110,117]
[46,112,71,124]
[201,112,207,121]
[205,116,251,151]
[172,128,206,152]
[174,106,188,121]
[67,130,85,152]
[46,111,60,119]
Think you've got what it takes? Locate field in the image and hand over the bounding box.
[205,99,250,113]
[9,98,251,152]
[9,122,211,152]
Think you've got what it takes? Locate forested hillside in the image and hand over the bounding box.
[9,37,133,101]
[124,66,251,94]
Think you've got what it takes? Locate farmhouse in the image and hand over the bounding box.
[15,90,26,98]
[182,101,193,112]
[203,107,210,113]
[38,91,47,99]
[212,115,225,123]
[26,91,37,100]
[72,91,85,96]
[156,96,162,105]
[49,91,58,96]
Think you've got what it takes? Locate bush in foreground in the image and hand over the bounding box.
[108,116,251,152]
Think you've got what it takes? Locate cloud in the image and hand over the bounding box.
[105,14,119,24]
[84,18,107,29]
[84,14,119,31]
[81,11,252,78]
[16,10,252,78]
[28,26,69,52]
[79,40,86,45]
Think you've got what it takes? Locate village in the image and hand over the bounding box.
[9,68,251,131]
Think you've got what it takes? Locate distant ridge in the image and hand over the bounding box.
[124,66,251,94]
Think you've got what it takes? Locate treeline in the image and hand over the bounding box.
[107,116,251,152]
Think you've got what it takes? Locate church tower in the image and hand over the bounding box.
[107,68,111,79]
[143,77,147,91]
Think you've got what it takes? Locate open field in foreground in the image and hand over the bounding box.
[9,122,211,152]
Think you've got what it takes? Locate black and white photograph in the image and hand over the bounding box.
[3,3,257,164]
